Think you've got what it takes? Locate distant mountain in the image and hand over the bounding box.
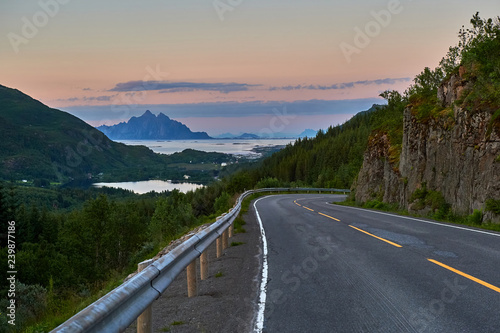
[236,133,261,139]
[214,132,238,139]
[0,84,170,183]
[298,129,318,138]
[97,111,211,140]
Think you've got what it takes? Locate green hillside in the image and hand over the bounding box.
[0,85,235,184]
[0,84,169,182]
[239,103,402,189]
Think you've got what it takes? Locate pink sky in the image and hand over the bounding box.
[1,1,499,134]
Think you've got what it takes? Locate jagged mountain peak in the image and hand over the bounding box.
[97,112,211,140]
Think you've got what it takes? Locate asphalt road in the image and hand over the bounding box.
[253,194,500,333]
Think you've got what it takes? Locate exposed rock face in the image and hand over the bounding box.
[353,131,403,205]
[355,70,500,222]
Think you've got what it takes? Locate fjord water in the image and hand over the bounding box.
[94,180,204,194]
[94,139,295,193]
[117,138,296,156]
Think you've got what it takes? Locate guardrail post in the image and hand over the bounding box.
[137,259,154,333]
[200,251,208,280]
[222,229,228,249]
[228,223,233,238]
[187,260,197,297]
[216,237,222,258]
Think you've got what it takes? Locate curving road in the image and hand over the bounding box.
[253,194,500,333]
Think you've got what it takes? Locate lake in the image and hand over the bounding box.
[93,180,204,194]
[116,138,296,157]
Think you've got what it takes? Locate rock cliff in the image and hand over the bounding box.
[354,69,500,222]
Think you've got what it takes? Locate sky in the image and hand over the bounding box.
[1,0,499,136]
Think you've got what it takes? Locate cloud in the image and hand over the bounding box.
[82,87,91,91]
[108,80,261,94]
[269,77,411,91]
[64,98,384,124]
[55,95,117,102]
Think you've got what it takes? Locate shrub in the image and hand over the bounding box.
[214,192,231,214]
[255,177,283,189]
[485,199,500,214]
[467,209,483,225]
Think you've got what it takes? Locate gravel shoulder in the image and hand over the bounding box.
[125,204,262,333]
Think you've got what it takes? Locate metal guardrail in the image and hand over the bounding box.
[51,187,349,332]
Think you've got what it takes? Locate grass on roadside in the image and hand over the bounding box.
[336,200,500,232]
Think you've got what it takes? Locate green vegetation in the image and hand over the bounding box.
[171,321,185,326]
[467,209,484,225]
[485,199,500,215]
[257,107,375,188]
[231,242,245,247]
[233,216,247,234]
[215,271,224,278]
[409,183,451,218]
[337,199,500,232]
[0,176,252,331]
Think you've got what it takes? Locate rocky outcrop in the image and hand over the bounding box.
[355,69,500,222]
[353,131,403,205]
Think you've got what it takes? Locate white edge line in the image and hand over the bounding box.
[329,203,500,238]
[253,197,269,333]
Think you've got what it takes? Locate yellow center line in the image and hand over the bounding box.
[428,259,500,294]
[318,212,341,222]
[349,225,402,248]
[295,202,302,207]
[303,206,314,212]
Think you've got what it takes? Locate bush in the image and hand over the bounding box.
[255,177,283,189]
[485,199,500,215]
[214,192,231,214]
[0,282,48,330]
[467,209,483,225]
[364,200,390,210]
[410,184,450,216]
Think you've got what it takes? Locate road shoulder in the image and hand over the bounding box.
[125,204,262,333]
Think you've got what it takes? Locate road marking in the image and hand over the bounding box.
[318,212,341,222]
[303,206,314,212]
[349,225,402,248]
[428,259,500,294]
[294,202,302,207]
[330,204,500,238]
[253,197,269,333]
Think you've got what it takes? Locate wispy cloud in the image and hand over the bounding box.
[56,95,117,102]
[108,80,261,94]
[269,77,411,91]
[65,98,384,123]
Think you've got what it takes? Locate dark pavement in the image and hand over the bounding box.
[254,194,500,333]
